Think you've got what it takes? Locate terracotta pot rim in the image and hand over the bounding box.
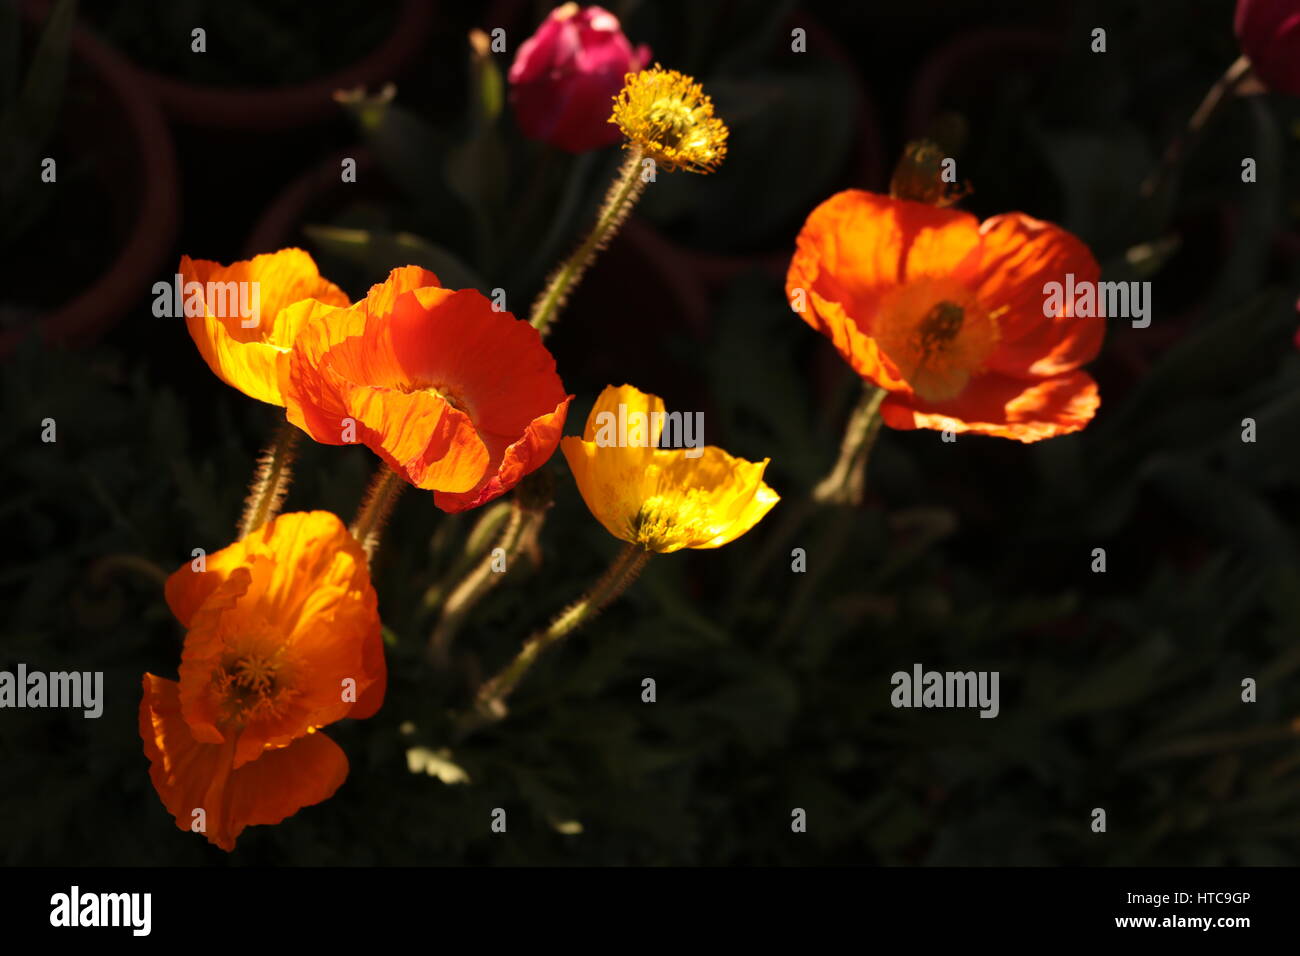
[243,147,376,258]
[3,6,180,355]
[127,0,435,130]
[905,26,1061,141]
[245,147,711,333]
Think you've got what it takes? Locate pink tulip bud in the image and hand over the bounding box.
[1235,0,1300,96]
[508,3,650,153]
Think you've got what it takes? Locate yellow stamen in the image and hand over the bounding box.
[213,634,300,726]
[873,279,999,402]
[610,66,728,174]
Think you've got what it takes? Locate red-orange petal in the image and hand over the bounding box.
[140,674,349,852]
[787,190,983,390]
[434,395,573,512]
[359,265,442,316]
[976,213,1105,378]
[384,288,569,437]
[336,377,490,491]
[287,279,568,495]
[880,369,1100,442]
[284,267,445,439]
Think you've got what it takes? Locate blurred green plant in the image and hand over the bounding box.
[4,0,1300,868]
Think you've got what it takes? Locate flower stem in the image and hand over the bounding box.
[421,501,513,612]
[428,493,548,666]
[238,420,300,539]
[350,462,406,560]
[1142,55,1254,200]
[812,385,887,506]
[529,146,647,337]
[468,542,650,728]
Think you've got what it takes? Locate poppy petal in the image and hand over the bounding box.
[880,369,1100,442]
[283,268,444,437]
[788,190,982,390]
[384,288,568,437]
[582,382,667,445]
[647,446,780,552]
[341,382,491,492]
[977,213,1105,378]
[286,277,567,497]
[562,434,646,543]
[434,395,573,512]
[180,249,349,405]
[140,674,348,852]
[359,265,441,316]
[168,512,384,765]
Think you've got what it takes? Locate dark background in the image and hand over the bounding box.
[3,0,1300,865]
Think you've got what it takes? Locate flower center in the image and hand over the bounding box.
[213,641,298,727]
[646,98,695,150]
[872,279,999,403]
[629,482,719,551]
[918,300,965,349]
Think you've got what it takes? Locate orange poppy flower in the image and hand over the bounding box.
[179,248,350,406]
[140,510,384,851]
[284,266,572,511]
[787,190,1104,441]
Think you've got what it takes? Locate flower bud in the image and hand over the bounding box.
[1235,0,1300,96]
[508,4,649,153]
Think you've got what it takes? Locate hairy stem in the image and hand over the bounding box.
[429,498,547,665]
[350,462,406,560]
[465,543,651,731]
[238,420,300,539]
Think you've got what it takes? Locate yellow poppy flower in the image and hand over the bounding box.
[561,384,778,553]
[179,248,350,406]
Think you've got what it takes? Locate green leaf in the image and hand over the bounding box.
[303,224,489,294]
[337,89,468,225]
[468,43,503,125]
[1141,456,1298,566]
[1050,635,1174,718]
[1101,291,1293,436]
[1206,96,1283,312]
[1032,123,1153,251]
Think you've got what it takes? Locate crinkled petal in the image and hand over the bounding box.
[167,512,384,764]
[880,370,1100,442]
[563,436,778,553]
[787,190,982,389]
[140,674,348,852]
[977,213,1105,378]
[435,396,572,512]
[180,249,348,405]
